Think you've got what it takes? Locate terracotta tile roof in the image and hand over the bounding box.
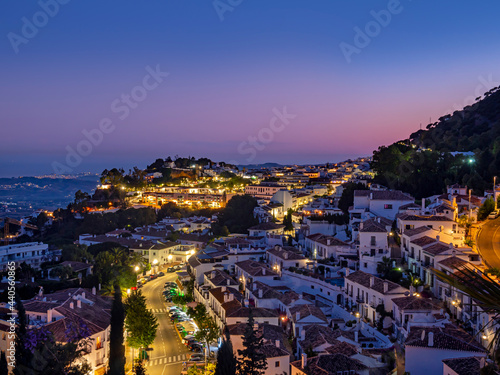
[345,271,406,295]
[235,260,278,277]
[405,326,485,352]
[324,341,359,356]
[437,256,469,270]
[306,234,350,247]
[258,343,291,359]
[267,246,305,261]
[411,236,437,247]
[397,214,454,222]
[289,305,327,323]
[204,269,238,287]
[423,242,453,256]
[359,219,388,233]
[354,190,413,201]
[442,357,482,375]
[391,296,441,311]
[209,287,242,305]
[403,226,432,237]
[291,353,368,374]
[225,306,278,318]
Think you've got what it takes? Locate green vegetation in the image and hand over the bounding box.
[214,329,237,375]
[372,86,500,197]
[478,197,495,221]
[212,195,259,235]
[125,290,159,351]
[188,304,220,358]
[236,308,267,375]
[108,285,126,375]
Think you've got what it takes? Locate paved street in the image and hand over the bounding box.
[139,273,191,375]
[476,217,500,268]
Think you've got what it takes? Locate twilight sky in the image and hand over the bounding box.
[1,1,500,177]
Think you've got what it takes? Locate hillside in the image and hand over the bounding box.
[372,85,500,198]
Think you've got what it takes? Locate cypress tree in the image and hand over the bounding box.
[0,351,8,375]
[13,294,31,375]
[108,285,126,375]
[215,329,236,375]
[236,309,267,375]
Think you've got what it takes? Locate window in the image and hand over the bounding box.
[96,336,102,350]
[275,361,280,367]
[364,263,367,268]
[311,285,314,289]
[384,204,393,209]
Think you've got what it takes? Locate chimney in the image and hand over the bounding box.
[421,330,426,341]
[296,312,301,321]
[254,323,259,331]
[354,331,358,342]
[224,293,228,303]
[301,353,307,368]
[262,268,266,276]
[383,281,388,293]
[300,329,305,341]
[253,282,257,291]
[211,271,216,279]
[77,300,82,308]
[222,286,226,292]
[428,332,434,346]
[410,285,415,296]
[244,299,249,307]
[227,279,231,286]
[258,289,263,299]
[422,199,425,211]
[229,294,234,301]
[82,292,85,299]
[98,283,101,290]
[284,252,289,260]
[436,235,440,242]
[275,339,280,348]
[47,309,52,323]
[299,293,303,299]
[327,238,331,246]
[369,276,374,287]
[70,302,74,309]
[345,268,350,276]
[92,286,96,295]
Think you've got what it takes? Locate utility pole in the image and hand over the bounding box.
[495,176,497,210]
[468,188,471,222]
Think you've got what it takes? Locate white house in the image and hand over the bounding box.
[357,218,391,275]
[266,246,307,271]
[404,326,486,375]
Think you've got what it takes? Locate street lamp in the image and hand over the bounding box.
[168,254,173,264]
[134,266,140,272]
[153,259,158,275]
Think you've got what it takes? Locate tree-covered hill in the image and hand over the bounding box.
[372,85,500,198]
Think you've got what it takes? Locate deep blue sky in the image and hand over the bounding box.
[1,1,500,176]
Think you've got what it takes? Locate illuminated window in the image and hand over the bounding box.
[96,336,102,350]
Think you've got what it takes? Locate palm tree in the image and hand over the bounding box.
[376,256,392,277]
[434,265,500,359]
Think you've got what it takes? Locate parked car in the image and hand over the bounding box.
[182,335,195,344]
[158,271,165,277]
[189,344,204,353]
[488,210,499,219]
[167,267,175,273]
[189,354,204,362]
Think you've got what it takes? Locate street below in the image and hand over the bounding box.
[138,273,191,375]
[476,217,500,268]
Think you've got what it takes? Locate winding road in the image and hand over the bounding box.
[476,217,500,268]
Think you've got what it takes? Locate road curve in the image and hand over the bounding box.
[476,217,500,268]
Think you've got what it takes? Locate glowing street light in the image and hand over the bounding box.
[134,266,140,272]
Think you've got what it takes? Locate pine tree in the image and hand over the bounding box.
[108,285,126,375]
[215,329,236,375]
[13,294,32,375]
[0,351,8,375]
[237,309,267,375]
